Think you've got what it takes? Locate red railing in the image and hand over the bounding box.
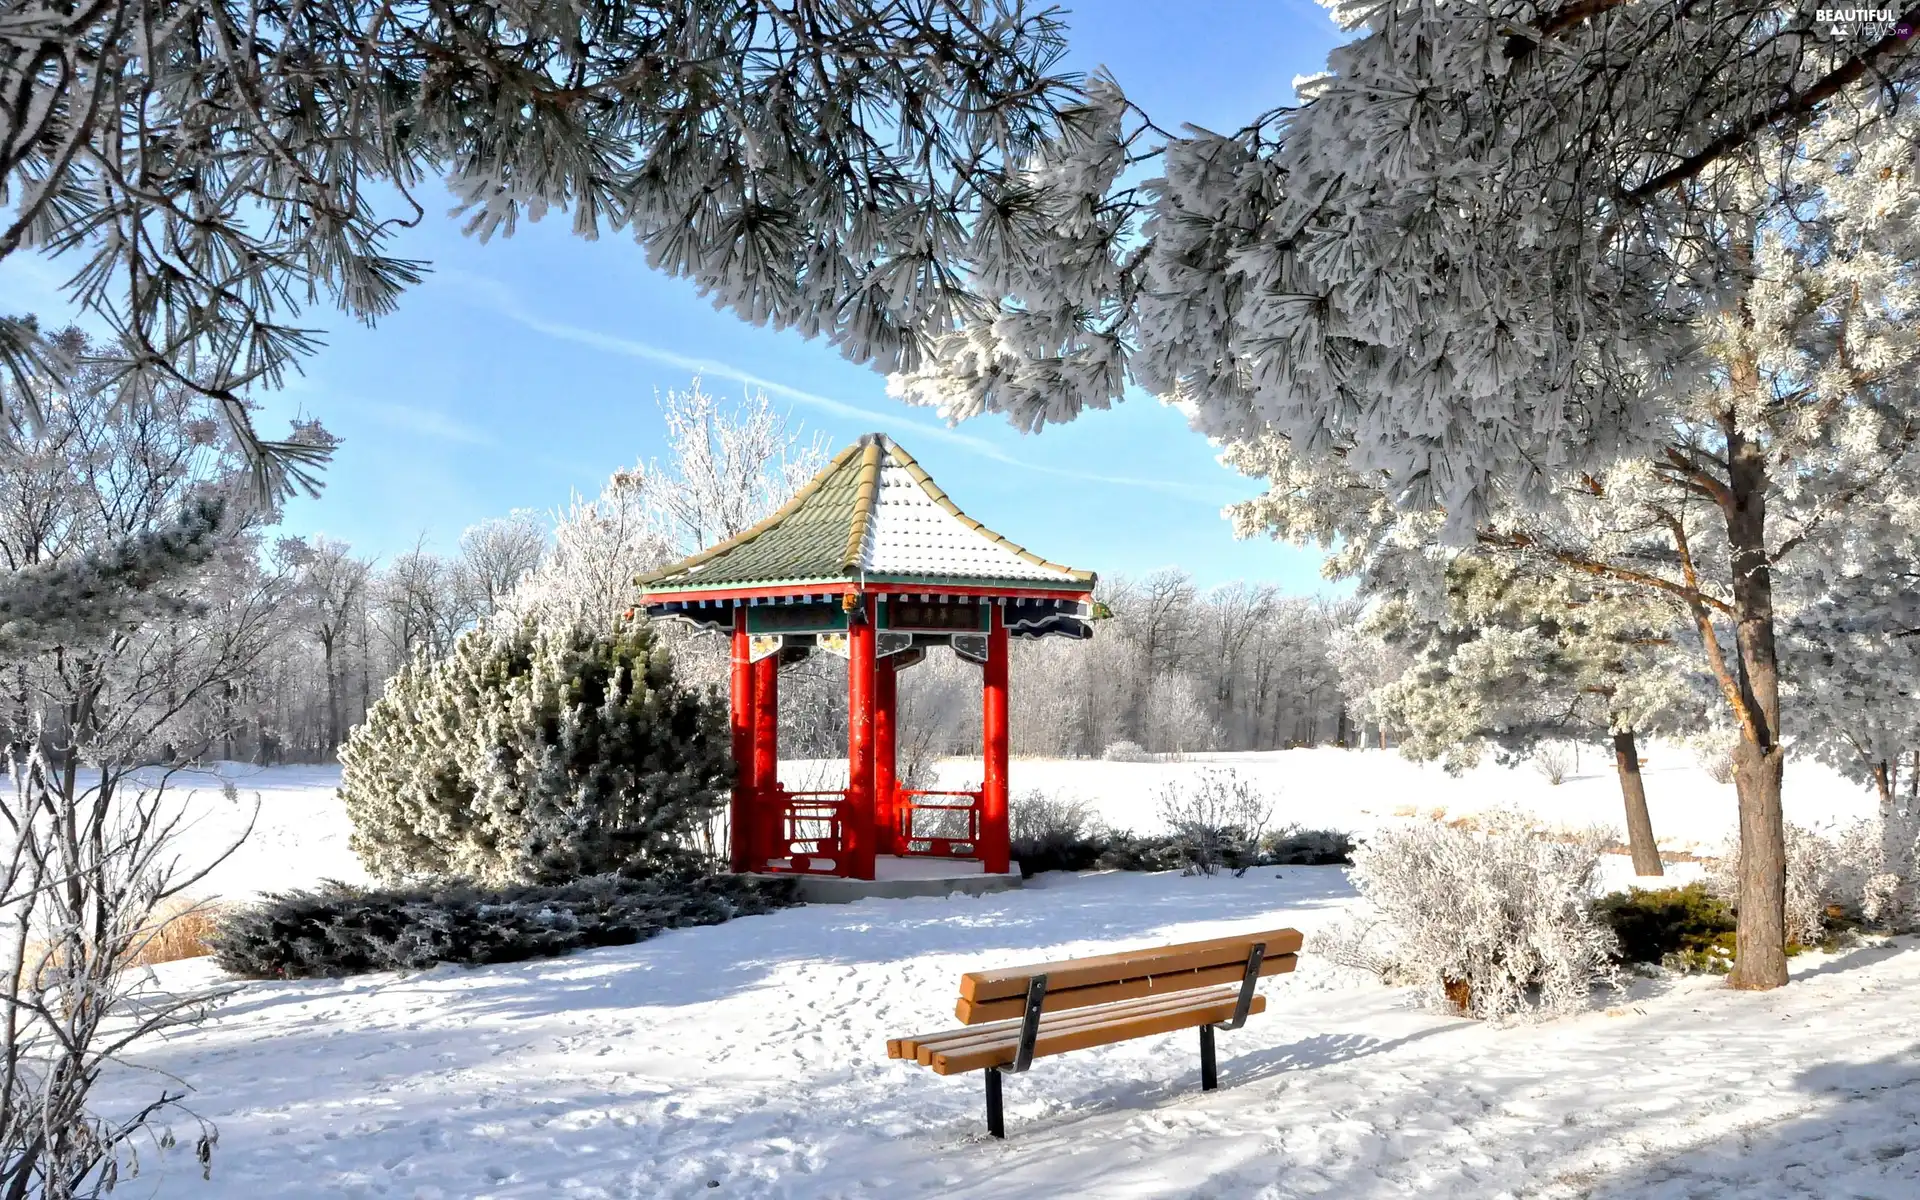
[895,789,983,858]
[761,788,847,875]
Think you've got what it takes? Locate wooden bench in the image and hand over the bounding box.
[886,927,1303,1137]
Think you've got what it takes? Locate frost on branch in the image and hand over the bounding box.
[1314,813,1619,1021]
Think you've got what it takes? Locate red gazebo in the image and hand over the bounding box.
[635,433,1098,881]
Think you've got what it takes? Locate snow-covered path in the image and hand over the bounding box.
[117,869,1920,1199]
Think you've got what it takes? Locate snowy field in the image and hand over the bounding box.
[114,870,1920,1199]
[99,748,1915,1199]
[165,744,1876,903]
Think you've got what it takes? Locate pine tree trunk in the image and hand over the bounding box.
[1612,729,1663,876]
[1872,761,1909,879]
[1723,420,1789,992]
[1872,761,1895,814]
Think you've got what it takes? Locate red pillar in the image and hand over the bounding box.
[981,602,1011,875]
[875,655,899,856]
[752,652,780,869]
[846,596,878,879]
[728,610,755,873]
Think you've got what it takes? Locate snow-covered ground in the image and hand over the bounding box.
[115,869,1920,1199]
[101,747,1913,1199]
[170,744,1875,903]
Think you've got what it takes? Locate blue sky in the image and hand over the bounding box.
[3,0,1348,593]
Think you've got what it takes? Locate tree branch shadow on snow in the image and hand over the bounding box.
[1577,1048,1920,1199]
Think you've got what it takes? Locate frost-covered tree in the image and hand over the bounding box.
[457,513,548,618]
[505,383,825,645]
[340,618,731,885]
[3,0,1081,489]
[1782,514,1920,888]
[896,61,1920,988]
[1327,622,1414,750]
[278,535,372,754]
[0,330,294,1192]
[1368,557,1700,875]
[642,382,830,559]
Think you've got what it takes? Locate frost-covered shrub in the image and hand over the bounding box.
[1101,739,1150,762]
[1531,741,1574,786]
[1153,769,1272,877]
[1694,741,1737,785]
[1706,823,1848,947]
[1827,812,1917,930]
[1261,826,1356,865]
[340,618,733,886]
[210,871,800,979]
[1092,832,1191,872]
[1591,884,1736,968]
[1009,791,1106,877]
[1323,813,1619,1020]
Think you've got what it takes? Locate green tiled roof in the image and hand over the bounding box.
[634,433,1095,597]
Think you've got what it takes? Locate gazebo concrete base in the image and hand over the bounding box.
[751,856,1024,904]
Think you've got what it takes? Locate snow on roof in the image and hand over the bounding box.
[635,434,1095,596]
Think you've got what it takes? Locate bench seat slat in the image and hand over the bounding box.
[928,992,1271,1076]
[955,952,1297,1024]
[890,988,1239,1065]
[958,927,1305,1002]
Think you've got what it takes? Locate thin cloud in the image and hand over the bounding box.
[360,400,499,448]
[439,268,1236,504]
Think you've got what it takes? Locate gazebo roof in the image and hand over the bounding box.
[636,433,1096,598]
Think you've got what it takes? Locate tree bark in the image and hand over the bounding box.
[1869,759,1912,880]
[1612,729,1663,876]
[1723,420,1789,991]
[1871,760,1895,815]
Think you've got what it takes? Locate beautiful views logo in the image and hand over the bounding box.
[1814,7,1915,37]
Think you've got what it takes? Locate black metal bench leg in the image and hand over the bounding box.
[1200,1024,1218,1092]
[985,1068,1005,1138]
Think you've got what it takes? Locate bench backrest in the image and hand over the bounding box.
[955,927,1303,1024]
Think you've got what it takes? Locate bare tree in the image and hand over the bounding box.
[456,514,546,618]
[643,382,830,557]
[279,538,370,756]
[0,340,284,1196]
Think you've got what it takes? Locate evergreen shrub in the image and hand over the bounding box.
[1008,789,1353,877]
[210,870,800,979]
[1591,883,1736,968]
[1009,792,1106,877]
[339,618,733,885]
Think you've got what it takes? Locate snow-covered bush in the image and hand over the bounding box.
[210,871,799,979]
[1315,813,1619,1021]
[340,617,732,885]
[1260,826,1356,865]
[1101,739,1150,762]
[1824,819,1907,930]
[1705,823,1845,948]
[1154,769,1272,877]
[1009,791,1104,877]
[1693,740,1737,786]
[1531,741,1574,786]
[1704,820,1904,944]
